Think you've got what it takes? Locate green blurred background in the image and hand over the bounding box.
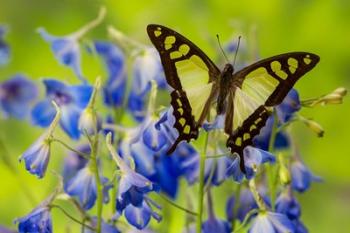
[0,0,349,232]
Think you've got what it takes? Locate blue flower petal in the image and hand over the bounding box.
[31,99,56,127]
[38,28,84,82]
[0,75,38,119]
[124,202,151,230]
[70,84,93,108]
[16,207,52,233]
[60,105,81,139]
[291,160,321,193]
[202,217,231,233]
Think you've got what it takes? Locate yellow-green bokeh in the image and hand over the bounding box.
[0,0,349,232]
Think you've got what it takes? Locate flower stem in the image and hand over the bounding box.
[50,204,95,231]
[159,193,198,216]
[231,184,241,231]
[268,109,278,210]
[51,138,90,159]
[233,208,259,233]
[90,134,103,233]
[72,6,106,40]
[248,179,267,211]
[196,132,210,233]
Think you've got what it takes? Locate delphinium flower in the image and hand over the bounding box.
[64,165,113,210]
[290,157,321,193]
[31,79,92,139]
[106,133,161,230]
[37,7,106,82]
[107,26,168,122]
[62,144,90,182]
[19,101,61,178]
[249,211,295,233]
[15,192,57,233]
[0,25,10,66]
[0,74,38,119]
[94,41,126,108]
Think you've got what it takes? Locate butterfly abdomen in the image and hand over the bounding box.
[217,64,235,115]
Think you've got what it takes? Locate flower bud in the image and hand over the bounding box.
[303,119,324,137]
[78,107,102,136]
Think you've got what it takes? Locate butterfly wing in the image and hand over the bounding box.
[147,24,221,153]
[226,52,319,170]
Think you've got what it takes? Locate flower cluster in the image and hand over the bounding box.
[0,7,346,233]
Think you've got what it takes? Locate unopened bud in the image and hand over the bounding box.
[303,119,324,137]
[79,107,102,136]
[333,87,347,96]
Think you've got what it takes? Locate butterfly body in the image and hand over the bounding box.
[147,24,319,171]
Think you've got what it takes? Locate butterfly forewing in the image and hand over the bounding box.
[147,24,220,153]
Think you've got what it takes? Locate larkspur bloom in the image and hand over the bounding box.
[275,189,301,220]
[293,220,308,233]
[249,211,295,233]
[64,166,113,210]
[128,48,167,121]
[106,133,161,229]
[16,206,52,233]
[37,8,106,82]
[15,194,55,233]
[291,159,321,193]
[0,74,38,119]
[38,28,84,81]
[31,79,92,139]
[226,188,270,223]
[62,144,90,182]
[19,102,61,178]
[94,41,127,107]
[226,146,275,182]
[0,25,10,66]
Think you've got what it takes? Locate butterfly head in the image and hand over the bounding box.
[223,63,234,75]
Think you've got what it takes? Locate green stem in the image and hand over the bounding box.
[231,184,241,231]
[90,134,103,233]
[159,193,198,216]
[196,132,210,233]
[50,204,95,231]
[51,138,90,159]
[233,208,259,233]
[268,109,278,210]
[248,179,267,210]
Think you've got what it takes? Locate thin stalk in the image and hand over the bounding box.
[51,138,90,159]
[196,132,210,233]
[159,193,198,216]
[231,184,241,231]
[233,208,259,233]
[90,134,103,233]
[248,179,267,210]
[268,109,278,210]
[72,7,106,40]
[50,204,95,231]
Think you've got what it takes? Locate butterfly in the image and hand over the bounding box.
[147,24,319,171]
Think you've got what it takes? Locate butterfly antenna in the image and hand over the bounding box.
[232,36,242,68]
[216,34,230,63]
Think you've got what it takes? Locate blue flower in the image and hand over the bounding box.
[94,41,127,107]
[124,200,162,230]
[20,103,60,178]
[19,133,51,178]
[226,188,270,223]
[64,166,113,210]
[62,144,90,182]
[275,190,301,220]
[276,89,301,123]
[128,48,167,121]
[293,220,308,233]
[227,146,275,182]
[31,79,92,139]
[291,159,321,193]
[202,217,231,233]
[249,211,295,233]
[85,217,121,233]
[0,75,38,119]
[0,25,10,66]
[38,28,84,81]
[16,206,52,233]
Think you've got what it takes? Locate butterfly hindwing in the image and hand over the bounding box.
[147,24,220,153]
[225,52,319,170]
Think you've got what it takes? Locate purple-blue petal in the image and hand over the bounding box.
[60,105,81,139]
[31,99,56,127]
[16,207,52,233]
[124,203,151,230]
